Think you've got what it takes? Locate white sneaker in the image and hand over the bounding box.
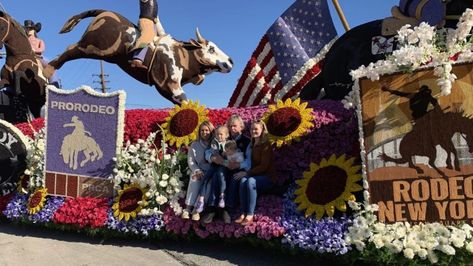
[181,210,190,219]
[191,212,200,221]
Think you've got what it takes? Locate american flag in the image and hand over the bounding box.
[228,0,337,107]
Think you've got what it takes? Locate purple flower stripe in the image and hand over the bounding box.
[281,185,352,254]
[106,210,165,236]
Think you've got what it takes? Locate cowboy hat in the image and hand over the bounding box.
[23,20,41,33]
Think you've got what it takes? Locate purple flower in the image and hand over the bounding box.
[3,192,28,219]
[29,196,65,223]
[107,210,165,236]
[281,185,353,254]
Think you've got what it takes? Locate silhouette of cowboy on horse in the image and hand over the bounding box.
[382,85,441,121]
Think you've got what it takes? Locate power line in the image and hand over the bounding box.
[92,60,110,93]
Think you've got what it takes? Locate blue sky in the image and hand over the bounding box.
[1,0,398,109]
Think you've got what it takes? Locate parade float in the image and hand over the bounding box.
[1,0,473,265]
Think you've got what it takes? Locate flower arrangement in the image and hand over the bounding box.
[107,210,164,236]
[350,9,473,96]
[24,128,45,190]
[52,197,109,228]
[261,98,314,147]
[346,8,473,263]
[112,183,148,221]
[27,188,48,214]
[345,201,473,263]
[163,195,285,240]
[294,154,362,219]
[162,100,208,148]
[113,127,186,217]
[282,185,352,254]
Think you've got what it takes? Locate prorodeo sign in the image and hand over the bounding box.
[44,85,125,198]
[358,64,473,224]
[0,119,29,195]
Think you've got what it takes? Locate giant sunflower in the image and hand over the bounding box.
[262,98,313,147]
[162,100,208,148]
[112,183,148,221]
[27,187,48,215]
[17,175,30,194]
[294,155,362,220]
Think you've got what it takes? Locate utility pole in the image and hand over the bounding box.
[93,60,110,93]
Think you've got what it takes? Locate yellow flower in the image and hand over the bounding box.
[162,100,208,148]
[294,154,362,220]
[27,188,48,215]
[17,175,29,194]
[262,98,314,147]
[112,183,148,221]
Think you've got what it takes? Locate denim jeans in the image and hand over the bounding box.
[225,172,240,209]
[239,175,273,215]
[198,165,225,197]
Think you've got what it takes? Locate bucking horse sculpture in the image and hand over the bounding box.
[49,10,233,104]
[0,11,53,122]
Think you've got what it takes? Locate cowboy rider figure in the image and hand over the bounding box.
[130,0,166,70]
[383,0,448,36]
[23,19,59,87]
[24,20,45,58]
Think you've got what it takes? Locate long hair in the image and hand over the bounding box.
[197,120,215,142]
[251,120,269,145]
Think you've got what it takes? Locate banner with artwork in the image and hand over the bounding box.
[44,86,125,198]
[359,63,473,224]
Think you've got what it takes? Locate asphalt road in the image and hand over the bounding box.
[0,222,323,266]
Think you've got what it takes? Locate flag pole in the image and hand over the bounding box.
[331,0,350,32]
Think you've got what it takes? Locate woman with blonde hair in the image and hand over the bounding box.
[182,120,215,220]
[233,120,276,225]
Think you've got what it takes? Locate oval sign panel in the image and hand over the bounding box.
[0,119,29,195]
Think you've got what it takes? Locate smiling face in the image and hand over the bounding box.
[215,126,229,143]
[199,125,212,141]
[227,117,244,138]
[251,123,264,139]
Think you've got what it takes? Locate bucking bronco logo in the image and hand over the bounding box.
[60,116,103,170]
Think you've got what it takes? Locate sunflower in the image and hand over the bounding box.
[112,183,148,221]
[162,100,208,148]
[294,154,362,220]
[27,188,48,215]
[262,98,314,147]
[17,175,30,194]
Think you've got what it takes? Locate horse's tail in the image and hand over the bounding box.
[378,153,407,164]
[59,9,107,34]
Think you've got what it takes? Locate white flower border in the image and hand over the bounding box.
[350,9,473,97]
[43,85,126,180]
[346,9,473,262]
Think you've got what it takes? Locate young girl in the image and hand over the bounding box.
[194,125,229,213]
